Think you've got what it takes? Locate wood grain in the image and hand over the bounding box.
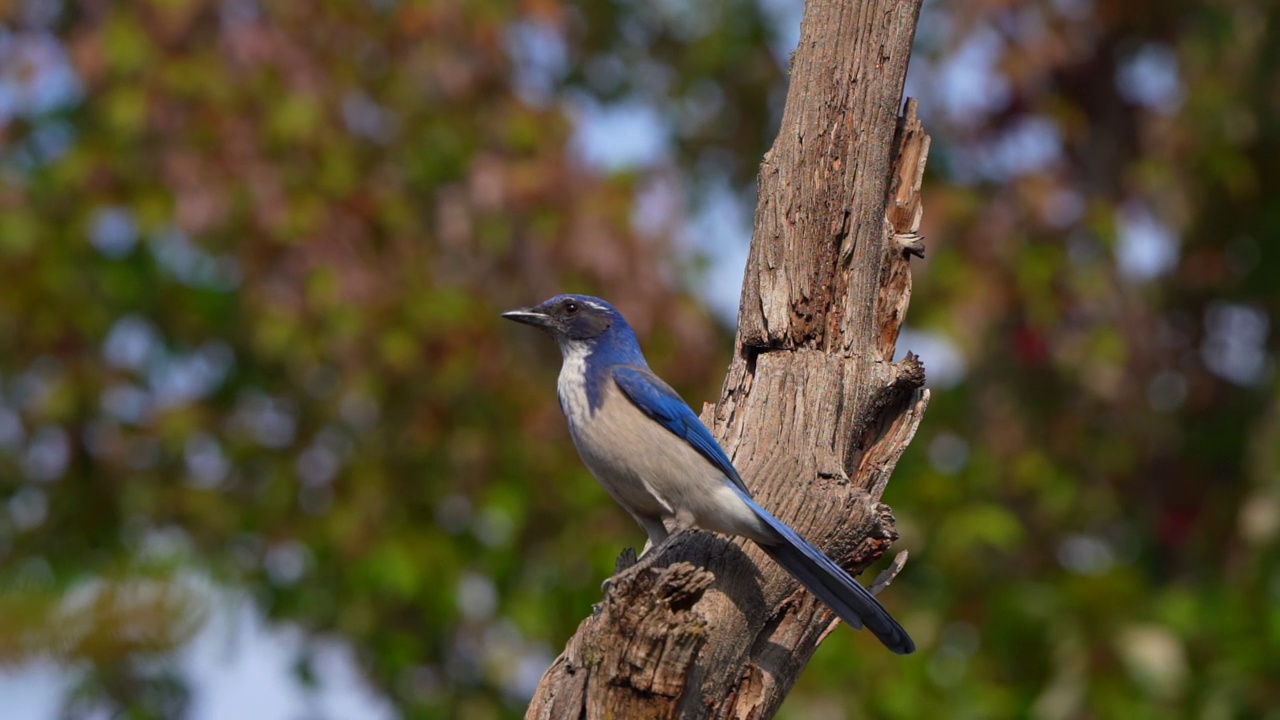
[527,1,930,716]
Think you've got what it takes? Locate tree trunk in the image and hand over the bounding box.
[526,0,929,717]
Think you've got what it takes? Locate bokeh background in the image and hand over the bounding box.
[1,0,1278,718]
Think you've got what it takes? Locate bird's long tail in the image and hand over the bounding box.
[732,488,915,654]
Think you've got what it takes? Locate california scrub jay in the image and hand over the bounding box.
[503,294,914,654]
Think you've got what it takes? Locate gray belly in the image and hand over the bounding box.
[564,381,771,542]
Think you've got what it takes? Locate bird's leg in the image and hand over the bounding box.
[604,510,693,584]
[609,514,668,574]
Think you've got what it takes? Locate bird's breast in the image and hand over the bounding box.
[556,379,770,542]
[563,380,679,518]
[556,346,594,423]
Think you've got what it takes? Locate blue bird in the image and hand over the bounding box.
[503,294,914,654]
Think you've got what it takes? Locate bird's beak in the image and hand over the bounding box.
[501,307,553,329]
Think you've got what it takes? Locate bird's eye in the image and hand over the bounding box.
[564,301,578,314]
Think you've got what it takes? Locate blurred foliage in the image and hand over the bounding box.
[788,0,1280,717]
[0,0,736,717]
[0,0,1277,718]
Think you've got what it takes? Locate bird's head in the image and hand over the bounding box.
[502,294,624,341]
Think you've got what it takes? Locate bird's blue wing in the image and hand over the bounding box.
[613,366,915,654]
[611,366,750,494]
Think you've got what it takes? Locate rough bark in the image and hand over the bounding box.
[527,0,929,717]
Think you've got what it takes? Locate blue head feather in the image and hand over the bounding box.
[504,294,648,410]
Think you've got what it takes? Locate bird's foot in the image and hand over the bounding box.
[598,531,688,597]
[600,546,641,596]
[600,548,656,595]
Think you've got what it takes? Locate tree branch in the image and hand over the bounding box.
[527,1,928,717]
